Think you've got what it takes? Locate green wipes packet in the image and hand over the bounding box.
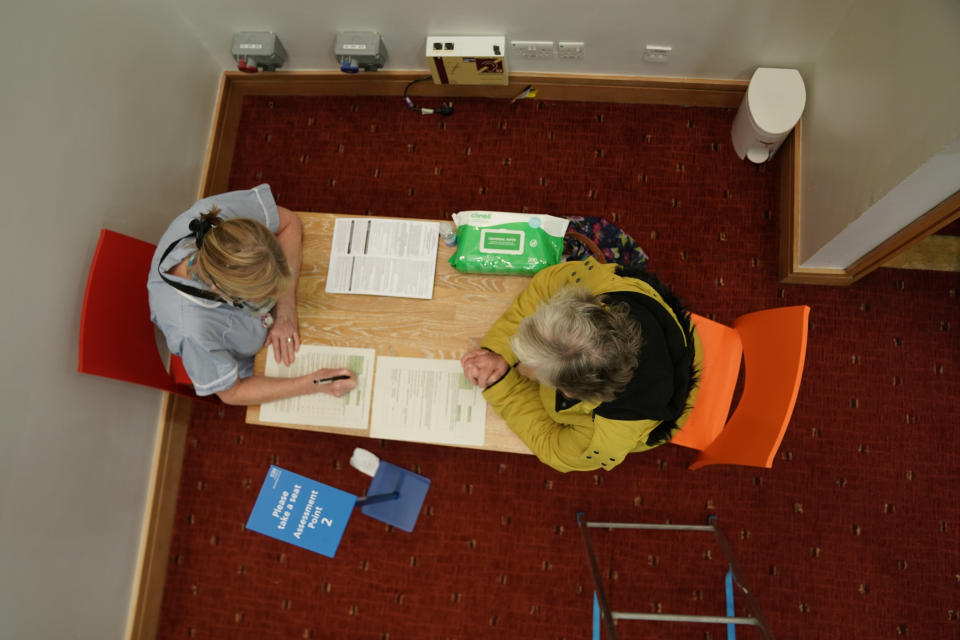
[449,211,570,275]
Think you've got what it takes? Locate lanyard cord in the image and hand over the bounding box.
[156,234,242,308]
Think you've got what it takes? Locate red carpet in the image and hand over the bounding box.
[156,96,959,639]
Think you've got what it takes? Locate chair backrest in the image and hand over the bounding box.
[669,314,743,451]
[78,229,195,396]
[689,305,810,470]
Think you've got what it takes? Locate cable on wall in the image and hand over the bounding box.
[403,76,454,116]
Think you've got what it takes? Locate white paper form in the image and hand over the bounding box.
[259,344,376,429]
[370,357,487,447]
[325,218,440,299]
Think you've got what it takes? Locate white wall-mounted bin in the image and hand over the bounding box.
[731,68,806,164]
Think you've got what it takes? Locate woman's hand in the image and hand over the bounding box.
[268,305,300,366]
[461,349,508,388]
[311,368,357,397]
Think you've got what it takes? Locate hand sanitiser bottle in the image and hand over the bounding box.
[439,221,458,247]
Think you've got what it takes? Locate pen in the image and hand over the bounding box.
[314,375,350,384]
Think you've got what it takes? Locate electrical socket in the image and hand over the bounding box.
[511,40,554,58]
[231,32,286,71]
[558,41,584,59]
[643,44,672,63]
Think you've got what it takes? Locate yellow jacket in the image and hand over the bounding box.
[481,258,702,472]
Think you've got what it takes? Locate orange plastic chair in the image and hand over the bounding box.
[78,228,198,398]
[671,305,810,470]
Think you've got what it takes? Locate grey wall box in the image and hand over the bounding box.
[231,32,286,71]
[334,32,386,72]
[731,68,806,164]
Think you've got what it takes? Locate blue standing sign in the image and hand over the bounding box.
[246,466,357,557]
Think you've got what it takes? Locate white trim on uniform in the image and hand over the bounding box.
[191,363,239,393]
[252,185,275,229]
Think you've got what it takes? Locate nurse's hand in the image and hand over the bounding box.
[460,349,508,388]
[268,307,300,366]
[311,368,356,397]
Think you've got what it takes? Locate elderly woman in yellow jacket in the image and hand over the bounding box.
[461,257,702,472]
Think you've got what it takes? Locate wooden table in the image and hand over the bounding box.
[246,212,533,455]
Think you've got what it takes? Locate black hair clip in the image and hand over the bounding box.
[188,216,217,249]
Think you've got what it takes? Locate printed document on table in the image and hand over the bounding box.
[325,218,440,299]
[259,345,375,429]
[370,356,487,447]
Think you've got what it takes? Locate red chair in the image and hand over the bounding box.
[671,306,810,469]
[78,229,198,398]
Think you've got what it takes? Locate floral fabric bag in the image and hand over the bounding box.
[563,216,648,268]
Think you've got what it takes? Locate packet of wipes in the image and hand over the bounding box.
[449,211,569,275]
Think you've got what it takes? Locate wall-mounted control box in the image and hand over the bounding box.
[334,31,386,73]
[425,35,507,85]
[231,32,286,71]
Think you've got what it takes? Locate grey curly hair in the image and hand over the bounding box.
[509,287,643,403]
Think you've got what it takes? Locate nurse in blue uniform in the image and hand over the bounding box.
[148,184,355,404]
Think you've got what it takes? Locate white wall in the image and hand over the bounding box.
[803,136,960,268]
[171,0,960,268]
[798,0,960,264]
[0,1,220,638]
[169,0,852,77]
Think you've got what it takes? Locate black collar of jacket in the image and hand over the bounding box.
[592,290,695,423]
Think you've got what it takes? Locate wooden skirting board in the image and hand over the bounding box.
[199,70,750,197]
[128,69,954,640]
[126,393,192,640]
[847,190,960,278]
[780,179,960,285]
[775,114,960,284]
[200,71,958,286]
